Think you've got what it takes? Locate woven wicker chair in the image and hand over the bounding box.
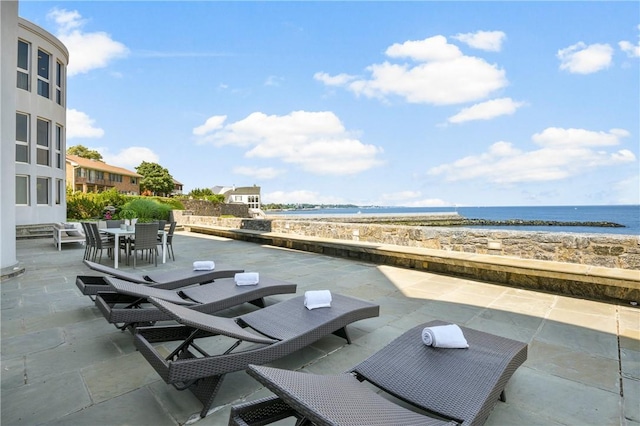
[134,293,380,421]
[78,260,244,295]
[127,222,159,267]
[230,321,528,426]
[94,276,297,331]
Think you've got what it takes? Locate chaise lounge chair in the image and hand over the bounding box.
[95,276,297,330]
[76,260,244,296]
[230,321,528,426]
[133,293,380,421]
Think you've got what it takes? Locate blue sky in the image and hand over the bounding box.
[19,1,640,207]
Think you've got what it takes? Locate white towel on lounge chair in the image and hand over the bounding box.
[304,290,332,310]
[193,260,215,271]
[422,324,469,349]
[235,272,259,286]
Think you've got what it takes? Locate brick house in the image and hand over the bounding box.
[66,155,142,195]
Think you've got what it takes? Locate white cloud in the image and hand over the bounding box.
[194,110,384,175]
[377,191,451,207]
[380,190,423,202]
[193,115,227,136]
[448,97,525,124]
[619,24,640,58]
[428,127,635,184]
[66,109,104,139]
[264,75,284,86]
[619,40,640,58]
[402,198,451,207]
[318,35,507,105]
[452,30,506,52]
[233,166,284,180]
[313,72,358,86]
[99,147,160,170]
[532,127,629,147]
[263,190,344,205]
[47,8,129,76]
[557,42,613,74]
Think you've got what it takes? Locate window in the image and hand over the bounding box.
[56,179,63,205]
[36,119,50,166]
[37,177,49,205]
[131,177,137,184]
[55,124,63,168]
[95,171,104,181]
[109,173,122,182]
[56,61,64,105]
[16,112,29,163]
[37,49,50,98]
[17,40,30,90]
[16,175,29,205]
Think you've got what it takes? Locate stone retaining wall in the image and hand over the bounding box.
[172,211,640,270]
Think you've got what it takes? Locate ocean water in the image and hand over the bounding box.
[269,205,640,236]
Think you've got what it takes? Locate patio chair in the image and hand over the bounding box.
[133,293,380,420]
[86,222,115,263]
[128,222,159,267]
[77,259,245,296]
[158,221,177,261]
[230,321,528,426]
[95,275,297,330]
[80,222,94,261]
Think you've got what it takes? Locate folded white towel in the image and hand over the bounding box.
[193,261,215,271]
[422,324,469,349]
[304,290,332,310]
[235,272,259,286]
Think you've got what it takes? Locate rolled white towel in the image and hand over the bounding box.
[421,324,469,349]
[193,260,215,271]
[235,272,259,286]
[304,290,332,310]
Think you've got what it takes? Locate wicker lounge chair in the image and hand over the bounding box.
[95,276,297,330]
[134,293,380,420]
[76,260,244,296]
[230,321,528,426]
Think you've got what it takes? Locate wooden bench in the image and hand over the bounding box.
[52,223,85,251]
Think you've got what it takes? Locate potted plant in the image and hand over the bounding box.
[119,209,137,230]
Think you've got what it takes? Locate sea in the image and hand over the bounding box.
[268,205,640,236]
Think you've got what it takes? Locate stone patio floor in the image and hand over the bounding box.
[1,231,639,425]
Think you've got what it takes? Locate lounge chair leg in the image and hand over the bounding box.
[249,298,266,308]
[332,326,352,344]
[183,375,226,419]
[500,389,506,402]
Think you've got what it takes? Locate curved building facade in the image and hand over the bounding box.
[1,1,69,272]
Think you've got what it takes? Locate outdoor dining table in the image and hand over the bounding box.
[99,227,167,269]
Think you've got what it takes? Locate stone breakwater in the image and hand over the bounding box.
[174,211,640,270]
[276,212,625,228]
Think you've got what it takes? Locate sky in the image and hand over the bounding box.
[18,1,640,207]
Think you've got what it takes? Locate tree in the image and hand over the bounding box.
[67,144,103,161]
[135,161,174,196]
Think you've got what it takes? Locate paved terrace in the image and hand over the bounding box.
[1,231,639,425]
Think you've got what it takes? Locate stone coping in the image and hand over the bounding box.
[185,224,640,306]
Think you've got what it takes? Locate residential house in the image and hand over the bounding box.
[212,185,261,209]
[66,155,142,195]
[172,179,183,196]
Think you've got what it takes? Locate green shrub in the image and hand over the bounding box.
[121,198,171,221]
[66,190,102,219]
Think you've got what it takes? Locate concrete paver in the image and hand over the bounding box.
[1,231,639,425]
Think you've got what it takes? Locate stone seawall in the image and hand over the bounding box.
[173,211,640,270]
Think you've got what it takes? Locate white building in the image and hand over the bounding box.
[212,185,261,210]
[1,1,69,274]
